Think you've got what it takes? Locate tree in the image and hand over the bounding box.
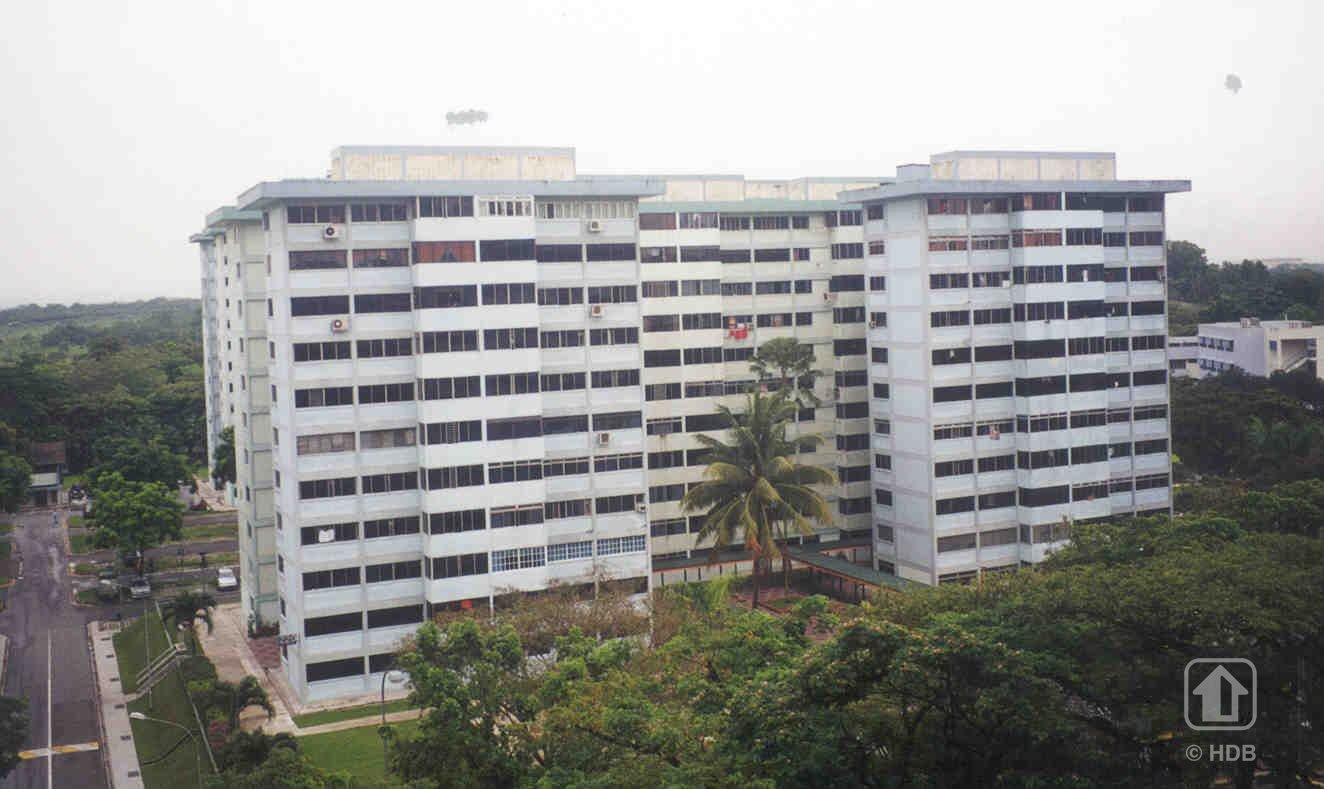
[215,748,345,789]
[211,426,236,488]
[88,472,183,565]
[749,337,821,411]
[164,590,218,648]
[0,452,32,513]
[191,676,275,730]
[216,730,299,775]
[88,437,190,493]
[681,391,836,605]
[391,619,533,787]
[0,696,28,779]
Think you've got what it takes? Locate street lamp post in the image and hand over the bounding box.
[379,669,406,772]
[129,712,202,788]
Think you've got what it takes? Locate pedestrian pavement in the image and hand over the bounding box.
[88,621,145,789]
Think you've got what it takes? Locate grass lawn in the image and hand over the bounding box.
[298,718,420,786]
[293,698,415,729]
[75,589,100,605]
[74,562,98,576]
[171,521,237,544]
[0,542,10,560]
[153,551,238,572]
[68,515,87,529]
[0,522,12,535]
[127,669,212,789]
[113,610,175,693]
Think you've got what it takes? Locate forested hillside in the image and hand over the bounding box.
[0,299,205,475]
[1167,240,1324,334]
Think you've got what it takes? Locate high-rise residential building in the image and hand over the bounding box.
[844,151,1188,583]
[192,146,1187,702]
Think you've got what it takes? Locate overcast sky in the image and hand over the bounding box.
[0,0,1319,307]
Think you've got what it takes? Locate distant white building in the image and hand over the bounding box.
[1189,318,1324,378]
[1168,336,1199,378]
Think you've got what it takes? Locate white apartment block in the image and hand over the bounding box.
[193,146,1187,701]
[843,151,1188,583]
[1188,318,1324,378]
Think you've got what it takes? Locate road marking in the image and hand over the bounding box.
[18,742,101,759]
[46,632,52,789]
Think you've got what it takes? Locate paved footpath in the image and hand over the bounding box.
[88,623,144,788]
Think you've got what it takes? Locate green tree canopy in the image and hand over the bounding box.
[89,472,183,556]
[88,437,190,493]
[0,696,28,779]
[211,426,236,487]
[0,452,33,513]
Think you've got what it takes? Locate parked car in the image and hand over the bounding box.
[128,576,151,599]
[216,567,237,591]
[120,549,142,569]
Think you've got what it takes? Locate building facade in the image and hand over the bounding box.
[1190,318,1323,378]
[844,151,1188,584]
[193,146,1187,701]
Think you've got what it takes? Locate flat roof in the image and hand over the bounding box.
[931,150,1115,160]
[639,199,857,213]
[841,178,1192,203]
[234,177,667,210]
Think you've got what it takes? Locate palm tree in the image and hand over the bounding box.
[163,589,217,651]
[681,391,837,607]
[749,336,822,413]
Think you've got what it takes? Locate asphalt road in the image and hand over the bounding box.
[0,508,127,789]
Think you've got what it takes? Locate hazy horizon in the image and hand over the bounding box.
[1,0,1319,308]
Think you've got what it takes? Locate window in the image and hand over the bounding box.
[724,347,754,363]
[596,493,643,514]
[424,464,484,490]
[753,215,791,230]
[536,243,584,263]
[1129,231,1164,246]
[976,381,1013,399]
[648,416,683,437]
[543,457,590,478]
[868,241,886,256]
[639,213,677,230]
[1015,339,1065,359]
[541,372,586,393]
[1135,472,1169,491]
[353,293,411,314]
[295,387,353,408]
[352,248,409,269]
[598,535,646,555]
[537,286,584,306]
[300,522,357,546]
[927,198,967,215]
[829,275,865,292]
[836,433,870,451]
[429,509,486,534]
[592,369,640,388]
[417,196,474,218]
[936,496,975,515]
[681,313,722,331]
[1131,301,1165,316]
[541,329,585,349]
[595,452,644,472]
[1018,485,1071,507]
[975,344,1013,362]
[366,560,422,583]
[546,498,591,520]
[478,196,532,217]
[418,330,478,355]
[937,533,977,552]
[414,285,478,309]
[682,279,721,296]
[872,347,889,363]
[720,282,752,297]
[481,283,537,306]
[683,347,722,365]
[586,243,637,262]
[650,518,687,538]
[364,517,421,539]
[422,420,484,445]
[367,605,423,631]
[835,370,869,388]
[357,382,414,404]
[1068,300,1105,320]
[413,240,476,264]
[1011,193,1062,211]
[543,414,588,436]
[290,295,350,317]
[1014,265,1065,284]
[874,418,892,435]
[293,341,352,362]
[649,450,684,470]
[834,339,867,356]
[1133,404,1168,421]
[1014,302,1066,322]
[1066,228,1103,246]
[587,285,638,304]
[289,250,348,271]
[361,471,418,494]
[479,239,536,262]
[487,459,543,484]
[685,413,729,433]
[974,308,1012,325]
[930,273,970,289]
[491,546,547,573]
[353,337,410,359]
[933,347,972,365]
[1012,230,1063,248]
[1070,409,1107,428]
[929,236,969,252]
[679,245,720,262]
[718,249,751,263]
[719,215,751,231]
[1015,376,1067,397]
[429,551,490,582]
[296,432,355,456]
[306,658,364,683]
[930,309,970,328]
[419,375,481,400]
[287,205,345,224]
[678,212,718,229]
[1135,438,1169,455]
[755,280,791,295]
[831,243,864,259]
[483,327,539,351]
[644,349,682,368]
[547,541,593,563]
[934,459,974,477]
[593,411,642,431]
[838,497,871,515]
[490,504,545,529]
[484,372,540,396]
[1071,444,1109,465]
[754,248,791,262]
[305,612,362,638]
[1129,195,1164,212]
[933,385,972,403]
[755,312,792,329]
[971,235,1011,250]
[302,567,360,590]
[643,383,681,402]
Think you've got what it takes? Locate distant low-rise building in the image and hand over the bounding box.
[1190,318,1324,378]
[1167,336,1199,378]
[27,441,67,506]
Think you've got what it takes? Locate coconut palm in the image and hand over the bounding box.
[749,336,822,412]
[163,589,217,651]
[681,391,837,607]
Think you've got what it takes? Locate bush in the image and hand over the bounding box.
[180,656,218,683]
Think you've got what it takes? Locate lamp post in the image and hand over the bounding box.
[129,712,202,788]
[379,669,406,772]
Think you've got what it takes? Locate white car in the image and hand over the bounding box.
[216,567,238,591]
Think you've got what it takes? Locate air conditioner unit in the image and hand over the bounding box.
[587,219,603,233]
[822,292,835,303]
[323,225,340,240]
[1001,279,1012,288]
[634,501,647,513]
[590,304,605,318]
[597,432,611,446]
[330,318,349,333]
[868,320,878,329]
